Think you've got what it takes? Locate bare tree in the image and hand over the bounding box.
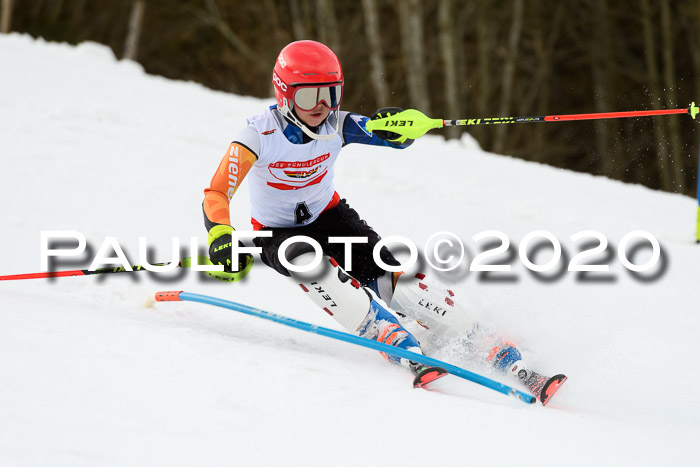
[361,0,389,108]
[263,0,288,50]
[678,2,700,104]
[690,3,700,108]
[514,4,565,162]
[289,0,309,40]
[398,0,431,113]
[641,0,672,191]
[123,0,146,61]
[315,0,340,52]
[660,0,683,191]
[438,0,459,139]
[494,0,524,154]
[1,0,14,33]
[474,2,494,146]
[453,2,475,141]
[590,0,621,178]
[192,0,260,66]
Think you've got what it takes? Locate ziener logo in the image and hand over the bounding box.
[226,145,240,200]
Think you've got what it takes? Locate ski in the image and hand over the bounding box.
[538,374,568,406]
[412,366,449,389]
[511,363,567,406]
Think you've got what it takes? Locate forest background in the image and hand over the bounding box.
[4,0,700,196]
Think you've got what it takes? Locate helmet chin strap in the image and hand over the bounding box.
[282,105,340,141]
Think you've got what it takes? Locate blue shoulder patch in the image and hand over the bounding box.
[270,105,306,144]
[283,122,305,144]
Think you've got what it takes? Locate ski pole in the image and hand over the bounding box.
[146,290,537,405]
[0,256,209,281]
[365,102,700,140]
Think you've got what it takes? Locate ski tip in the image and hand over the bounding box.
[413,367,448,389]
[539,374,567,406]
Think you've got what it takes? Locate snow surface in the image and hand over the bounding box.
[1,34,700,466]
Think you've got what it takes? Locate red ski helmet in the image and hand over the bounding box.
[272,41,344,139]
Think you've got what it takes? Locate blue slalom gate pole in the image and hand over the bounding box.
[148,290,536,405]
[696,140,700,243]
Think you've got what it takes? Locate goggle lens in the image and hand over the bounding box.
[293,84,342,111]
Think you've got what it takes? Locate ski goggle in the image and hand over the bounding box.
[292,83,343,111]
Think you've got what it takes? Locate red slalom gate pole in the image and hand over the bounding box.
[0,256,211,281]
[0,264,167,281]
[542,107,690,122]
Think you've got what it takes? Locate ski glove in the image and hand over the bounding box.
[370,107,414,145]
[207,224,253,282]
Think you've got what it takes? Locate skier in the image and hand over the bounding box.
[202,40,565,402]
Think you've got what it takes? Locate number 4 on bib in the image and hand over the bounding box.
[295,202,313,224]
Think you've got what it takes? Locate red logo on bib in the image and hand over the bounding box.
[267,153,330,190]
